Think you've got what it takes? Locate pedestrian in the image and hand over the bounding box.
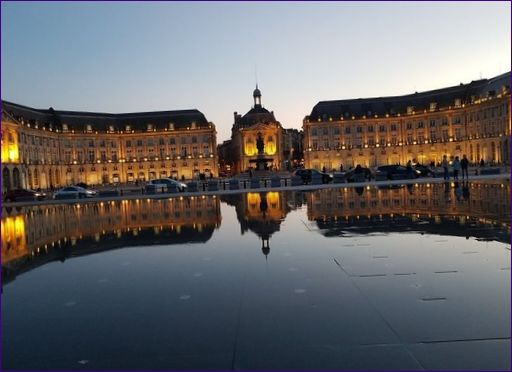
[480,158,485,167]
[322,166,326,173]
[406,160,413,178]
[339,164,344,172]
[452,156,461,180]
[441,155,449,180]
[460,154,469,180]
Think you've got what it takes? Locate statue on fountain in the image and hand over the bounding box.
[256,132,265,155]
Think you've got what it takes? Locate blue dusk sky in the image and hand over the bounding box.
[1,1,510,142]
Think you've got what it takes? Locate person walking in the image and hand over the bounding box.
[406,160,413,178]
[441,155,449,180]
[460,154,469,180]
[452,156,461,180]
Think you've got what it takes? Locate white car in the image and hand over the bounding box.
[148,178,187,192]
[54,186,97,199]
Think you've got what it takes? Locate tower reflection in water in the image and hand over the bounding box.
[2,180,509,283]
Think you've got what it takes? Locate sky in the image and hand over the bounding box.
[1,1,510,142]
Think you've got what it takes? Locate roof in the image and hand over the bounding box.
[309,72,511,120]
[1,100,211,132]
[236,106,277,128]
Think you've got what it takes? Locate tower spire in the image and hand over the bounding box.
[253,84,262,108]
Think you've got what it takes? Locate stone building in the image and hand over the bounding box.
[1,101,218,192]
[220,86,285,174]
[282,128,304,169]
[303,72,510,170]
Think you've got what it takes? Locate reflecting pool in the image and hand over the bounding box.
[2,180,510,370]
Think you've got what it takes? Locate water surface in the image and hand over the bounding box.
[2,181,510,370]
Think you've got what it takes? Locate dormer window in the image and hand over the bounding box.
[126,125,131,131]
[168,123,175,131]
[429,102,437,112]
[454,98,461,108]
[191,122,197,129]
[109,125,115,132]
[86,124,92,132]
[147,123,154,131]
[407,106,414,115]
[63,124,69,132]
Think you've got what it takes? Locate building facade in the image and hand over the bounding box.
[220,86,285,174]
[303,72,510,170]
[1,101,218,192]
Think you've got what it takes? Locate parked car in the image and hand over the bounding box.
[148,178,187,192]
[292,169,333,184]
[54,186,97,199]
[375,165,421,180]
[4,188,46,202]
[345,165,373,183]
[413,164,436,177]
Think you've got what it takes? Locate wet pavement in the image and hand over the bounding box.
[2,181,510,370]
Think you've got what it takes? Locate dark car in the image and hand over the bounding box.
[292,169,333,184]
[345,165,373,183]
[413,164,435,177]
[4,188,46,202]
[75,182,88,189]
[376,165,421,180]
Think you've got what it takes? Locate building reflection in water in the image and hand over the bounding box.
[306,181,510,243]
[2,181,509,283]
[221,191,296,258]
[1,195,221,284]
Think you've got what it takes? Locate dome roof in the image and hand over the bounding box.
[253,85,261,97]
[238,106,276,127]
